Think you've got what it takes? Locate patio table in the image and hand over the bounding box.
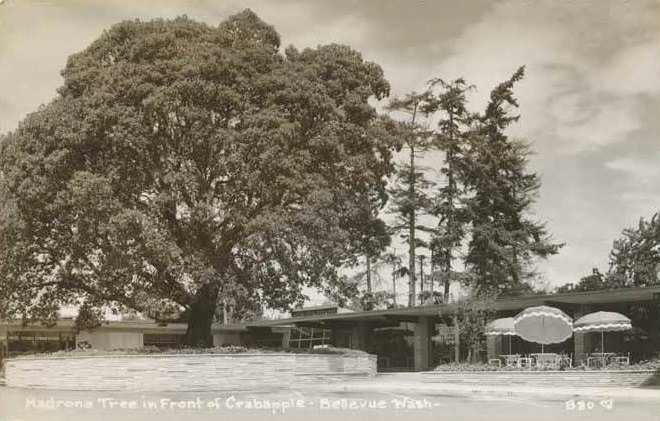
[530,353,560,369]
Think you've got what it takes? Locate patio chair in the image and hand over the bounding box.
[613,353,630,366]
[518,356,533,368]
[502,354,520,367]
[587,353,612,368]
[488,358,502,368]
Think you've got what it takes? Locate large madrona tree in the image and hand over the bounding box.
[0,10,397,345]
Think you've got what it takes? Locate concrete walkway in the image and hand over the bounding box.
[310,373,660,401]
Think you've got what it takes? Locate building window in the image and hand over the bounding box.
[7,330,75,355]
[289,327,331,349]
[143,334,184,348]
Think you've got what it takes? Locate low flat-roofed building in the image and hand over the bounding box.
[1,285,659,372]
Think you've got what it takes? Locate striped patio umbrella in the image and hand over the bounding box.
[573,311,632,353]
[485,317,516,354]
[513,306,573,353]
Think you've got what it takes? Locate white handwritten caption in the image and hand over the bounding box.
[565,399,614,411]
[25,396,440,414]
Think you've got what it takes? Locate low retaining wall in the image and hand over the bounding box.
[422,370,660,388]
[5,353,377,391]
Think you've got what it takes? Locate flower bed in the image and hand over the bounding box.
[428,360,660,388]
[434,359,660,372]
[13,345,368,359]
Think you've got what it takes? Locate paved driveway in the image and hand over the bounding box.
[1,386,658,421]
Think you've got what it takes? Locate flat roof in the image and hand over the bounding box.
[246,285,660,327]
[291,305,354,316]
[3,285,658,333]
[1,319,248,333]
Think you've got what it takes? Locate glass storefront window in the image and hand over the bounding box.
[143,334,185,348]
[289,327,331,349]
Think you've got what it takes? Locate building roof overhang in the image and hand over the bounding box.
[247,285,660,327]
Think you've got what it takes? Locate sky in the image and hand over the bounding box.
[0,0,658,299]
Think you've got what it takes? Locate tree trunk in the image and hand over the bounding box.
[444,109,455,303]
[408,104,418,307]
[365,254,372,293]
[443,254,451,302]
[419,254,425,295]
[409,142,417,307]
[453,316,460,362]
[392,261,397,307]
[430,248,434,297]
[185,284,218,347]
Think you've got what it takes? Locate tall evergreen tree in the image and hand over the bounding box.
[462,67,562,294]
[386,92,434,306]
[425,78,473,302]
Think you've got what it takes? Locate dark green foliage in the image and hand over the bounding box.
[418,290,443,305]
[425,78,473,301]
[554,268,606,293]
[462,67,563,294]
[386,69,562,302]
[453,292,496,363]
[386,92,435,306]
[353,290,395,311]
[555,212,659,293]
[606,212,659,287]
[0,10,396,345]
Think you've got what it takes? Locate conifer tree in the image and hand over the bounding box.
[386,92,434,306]
[425,78,473,302]
[462,67,562,294]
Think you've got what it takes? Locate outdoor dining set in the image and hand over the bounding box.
[485,306,634,369]
[490,352,573,369]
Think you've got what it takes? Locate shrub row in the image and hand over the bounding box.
[11,345,369,359]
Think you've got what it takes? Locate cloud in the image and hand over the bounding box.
[554,97,642,153]
[605,156,660,181]
[597,40,660,96]
[422,1,658,156]
[605,156,660,217]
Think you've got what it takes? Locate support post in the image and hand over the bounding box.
[486,335,503,360]
[350,322,368,351]
[648,303,660,360]
[281,327,291,350]
[414,316,431,371]
[0,324,6,368]
[574,305,591,365]
[453,316,460,362]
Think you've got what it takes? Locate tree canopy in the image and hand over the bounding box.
[462,67,563,294]
[0,10,397,344]
[607,212,660,287]
[555,212,660,293]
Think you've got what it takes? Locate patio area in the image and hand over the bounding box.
[482,302,660,371]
